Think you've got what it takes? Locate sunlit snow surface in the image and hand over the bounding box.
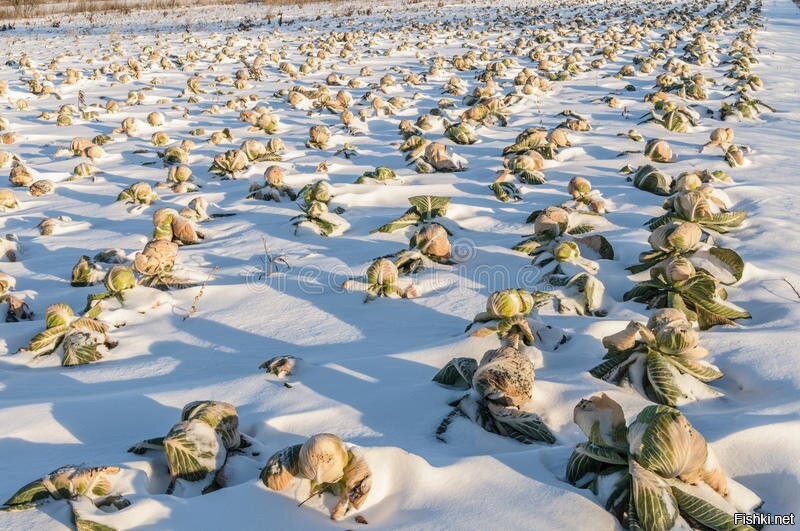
[0,0,799,528]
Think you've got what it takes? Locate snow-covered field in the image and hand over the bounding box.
[1,0,799,529]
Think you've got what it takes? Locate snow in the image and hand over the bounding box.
[1,0,799,528]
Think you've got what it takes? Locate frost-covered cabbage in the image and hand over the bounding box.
[433,344,554,444]
[128,401,241,494]
[261,433,372,520]
[567,394,762,530]
[591,309,724,405]
[624,256,750,329]
[17,303,118,366]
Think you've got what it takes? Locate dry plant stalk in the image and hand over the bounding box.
[183,266,219,320]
